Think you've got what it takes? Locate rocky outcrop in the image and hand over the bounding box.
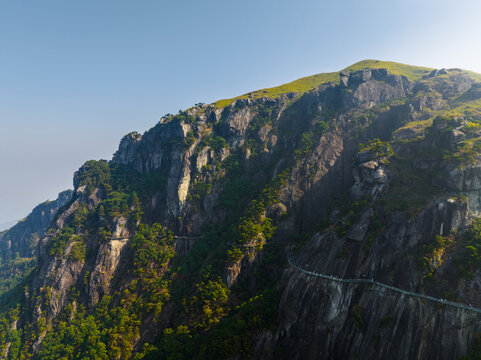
[89,237,129,306]
[446,163,481,216]
[340,68,412,110]
[0,190,72,259]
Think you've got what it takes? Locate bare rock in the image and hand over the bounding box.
[347,208,373,241]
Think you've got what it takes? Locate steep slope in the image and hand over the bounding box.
[1,61,481,359]
[0,190,72,296]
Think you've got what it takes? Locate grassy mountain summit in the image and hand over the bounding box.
[215,60,435,107]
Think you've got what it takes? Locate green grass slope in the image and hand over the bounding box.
[214,60,481,108]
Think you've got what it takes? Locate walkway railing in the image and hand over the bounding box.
[109,235,202,241]
[288,258,481,314]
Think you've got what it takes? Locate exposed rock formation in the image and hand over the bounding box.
[0,190,72,258]
[3,61,481,359]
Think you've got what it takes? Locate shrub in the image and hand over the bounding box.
[68,242,86,262]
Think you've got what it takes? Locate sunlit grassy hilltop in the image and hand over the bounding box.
[215,60,481,108]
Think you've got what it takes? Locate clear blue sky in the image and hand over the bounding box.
[1,0,481,224]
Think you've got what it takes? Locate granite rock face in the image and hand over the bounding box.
[0,190,72,259]
[5,64,481,359]
[275,270,481,360]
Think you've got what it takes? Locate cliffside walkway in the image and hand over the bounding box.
[288,258,481,315]
[108,235,203,241]
[102,235,481,313]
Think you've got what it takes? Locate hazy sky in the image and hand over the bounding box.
[1,0,481,224]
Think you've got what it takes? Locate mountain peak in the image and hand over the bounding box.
[215,59,481,108]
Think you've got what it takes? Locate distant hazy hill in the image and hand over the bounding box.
[0,190,72,295]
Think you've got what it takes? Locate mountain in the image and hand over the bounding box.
[1,60,481,359]
[0,190,72,296]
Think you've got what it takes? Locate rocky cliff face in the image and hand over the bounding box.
[0,190,72,259]
[254,68,481,359]
[0,190,72,296]
[2,61,481,359]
